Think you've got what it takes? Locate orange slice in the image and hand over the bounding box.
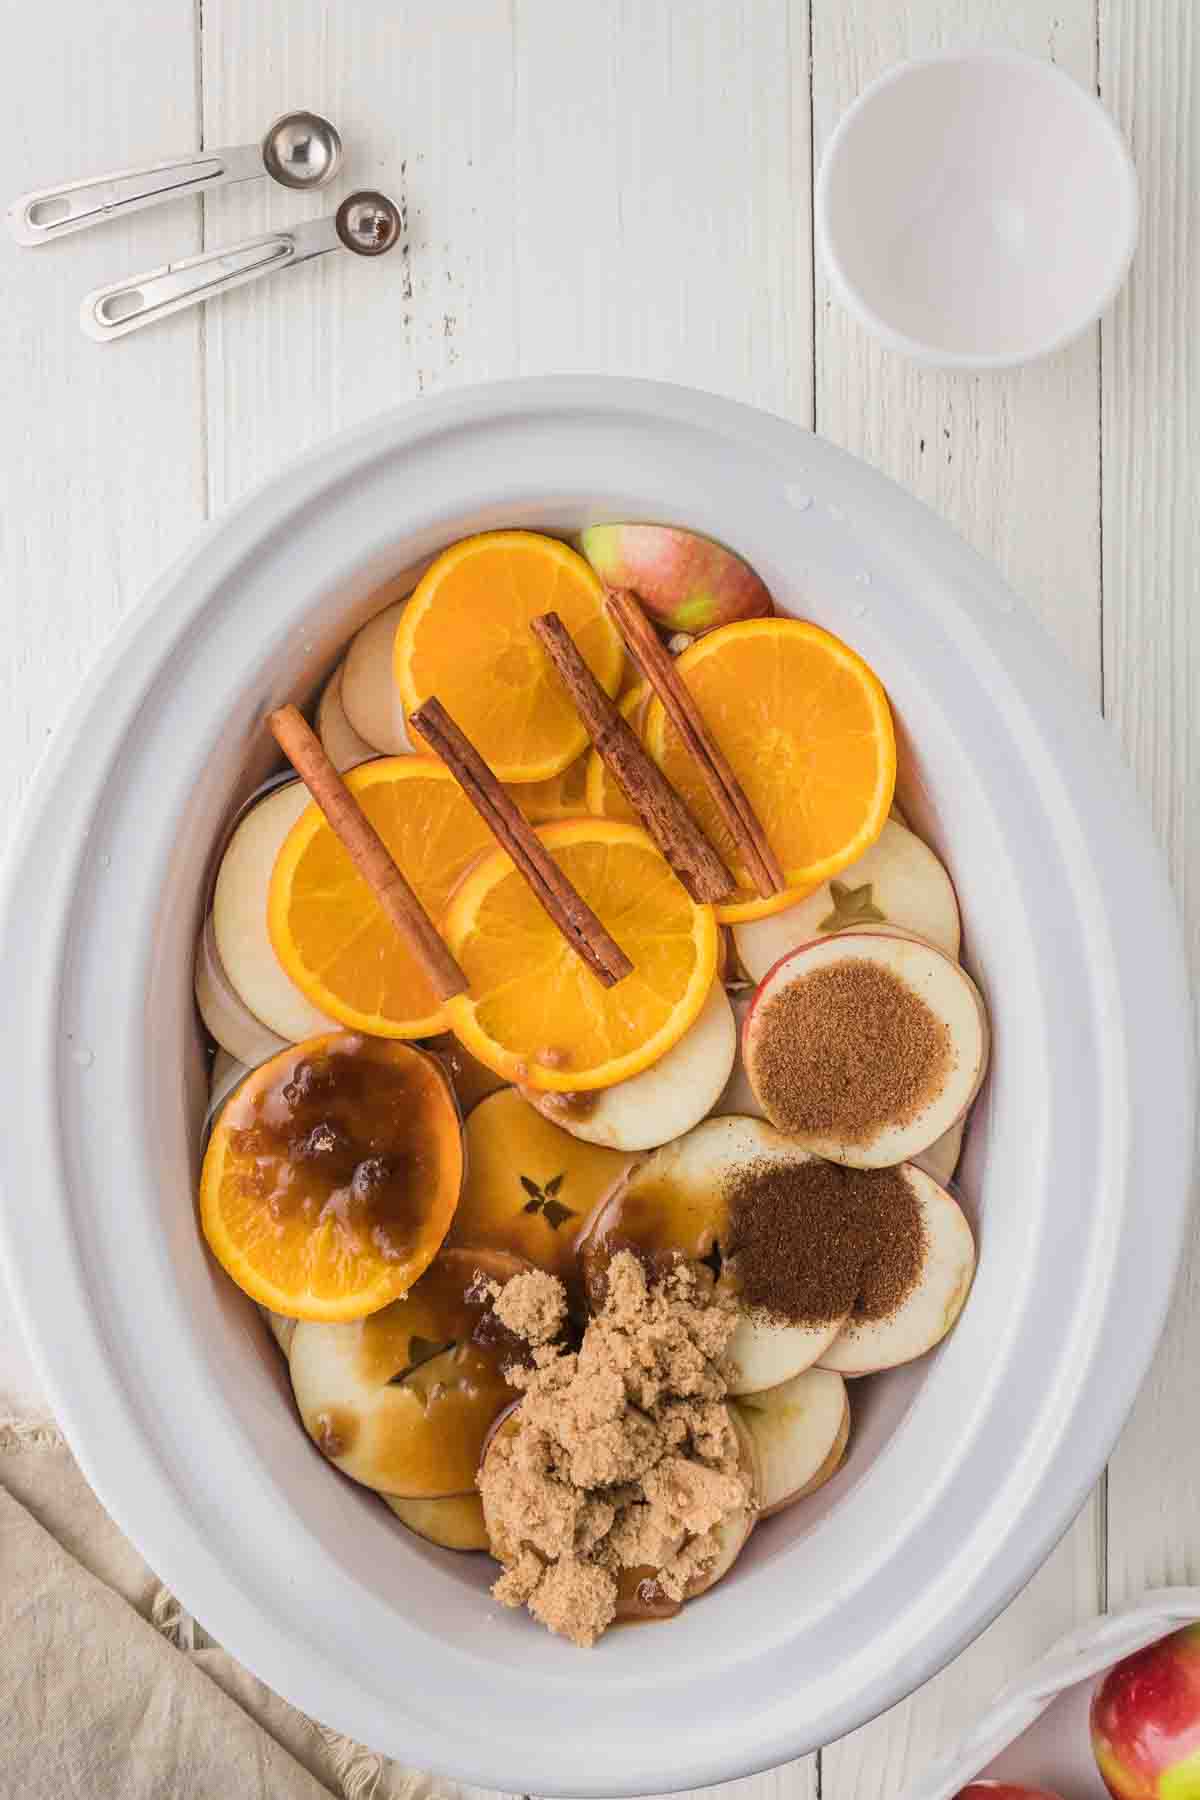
[443,819,718,1093]
[268,758,498,1038]
[200,1034,463,1321]
[643,619,896,923]
[394,532,624,782]
[509,751,590,824]
[584,683,649,824]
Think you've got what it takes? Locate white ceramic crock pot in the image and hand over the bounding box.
[0,378,1192,1796]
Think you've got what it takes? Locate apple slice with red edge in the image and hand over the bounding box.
[316,662,375,772]
[578,1115,849,1395]
[819,1163,975,1376]
[733,818,961,980]
[577,524,772,636]
[955,1787,1067,1800]
[340,598,414,754]
[734,1366,849,1516]
[743,929,988,1168]
[526,982,737,1153]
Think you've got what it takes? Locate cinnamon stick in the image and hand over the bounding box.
[408,696,634,989]
[530,612,734,905]
[605,589,786,898]
[267,704,468,1002]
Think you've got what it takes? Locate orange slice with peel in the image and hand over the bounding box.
[442,818,718,1093]
[510,750,590,824]
[200,1033,463,1321]
[643,619,896,924]
[394,531,624,783]
[268,758,498,1039]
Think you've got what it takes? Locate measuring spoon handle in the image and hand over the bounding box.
[7,144,265,246]
[79,215,342,341]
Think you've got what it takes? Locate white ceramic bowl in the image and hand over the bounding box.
[0,379,1191,1795]
[817,50,1139,368]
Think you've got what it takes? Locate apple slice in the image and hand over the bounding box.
[743,930,988,1168]
[733,819,960,981]
[340,599,413,753]
[211,784,340,1043]
[288,1249,527,1499]
[261,1307,296,1357]
[578,525,772,636]
[578,1115,849,1395]
[208,1048,249,1120]
[383,1492,489,1552]
[914,1114,966,1186]
[734,1367,849,1516]
[527,983,737,1153]
[316,663,375,772]
[194,913,290,1067]
[819,1164,975,1375]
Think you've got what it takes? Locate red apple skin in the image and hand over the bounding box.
[1091,1625,1200,1798]
[955,1785,1066,1800]
[578,524,772,635]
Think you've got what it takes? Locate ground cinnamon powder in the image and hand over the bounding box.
[724,1159,927,1327]
[751,960,952,1145]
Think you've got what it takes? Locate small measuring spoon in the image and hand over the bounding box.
[8,110,342,246]
[79,190,401,341]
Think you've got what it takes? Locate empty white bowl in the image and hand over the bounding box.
[0,379,1191,1794]
[817,50,1138,367]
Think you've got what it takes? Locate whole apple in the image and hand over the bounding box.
[955,1783,1065,1799]
[1091,1624,1200,1798]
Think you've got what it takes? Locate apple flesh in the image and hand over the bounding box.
[1091,1623,1200,1799]
[742,929,989,1168]
[316,662,376,772]
[819,1164,975,1376]
[578,1114,849,1395]
[195,912,290,1067]
[383,1492,489,1552]
[526,982,738,1152]
[339,598,414,754]
[212,783,340,1043]
[734,1366,849,1516]
[578,524,772,636]
[288,1249,528,1499]
[732,819,961,981]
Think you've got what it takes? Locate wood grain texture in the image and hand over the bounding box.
[812,4,1106,1792]
[199,0,813,517]
[1099,0,1200,1604]
[0,1,205,842]
[0,0,205,1413]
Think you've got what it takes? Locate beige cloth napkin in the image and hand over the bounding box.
[1,1415,448,1800]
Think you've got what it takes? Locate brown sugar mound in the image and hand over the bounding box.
[750,960,951,1144]
[478,1252,753,1648]
[724,1159,927,1328]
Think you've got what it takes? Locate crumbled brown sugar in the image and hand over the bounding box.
[479,1252,752,1648]
[492,1267,569,1346]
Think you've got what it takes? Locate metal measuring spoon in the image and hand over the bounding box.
[7,111,342,246]
[79,190,401,341]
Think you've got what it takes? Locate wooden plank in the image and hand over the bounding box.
[812,4,1106,1790]
[0,0,205,831]
[1100,0,1200,1604]
[199,0,814,519]
[0,0,205,1416]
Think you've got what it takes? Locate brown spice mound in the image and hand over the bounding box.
[478,1252,752,1648]
[724,1160,927,1327]
[751,960,952,1145]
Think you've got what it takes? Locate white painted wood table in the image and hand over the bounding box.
[2,3,1196,1794]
